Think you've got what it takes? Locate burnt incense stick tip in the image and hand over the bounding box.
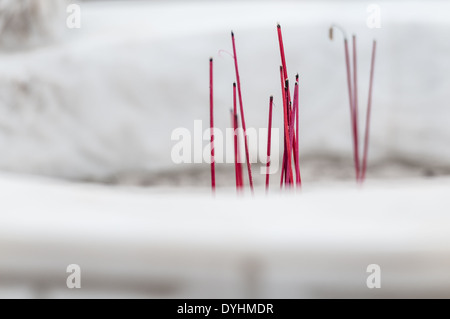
[270,95,273,100]
[209,57,213,62]
[231,30,234,37]
[280,65,283,71]
[233,82,236,87]
[329,24,348,40]
[277,23,281,28]
[295,73,299,81]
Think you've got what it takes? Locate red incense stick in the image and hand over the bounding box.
[293,77,302,186]
[352,35,361,181]
[231,31,254,193]
[286,81,294,186]
[209,58,215,193]
[361,40,377,182]
[288,100,296,153]
[277,24,293,154]
[279,71,287,188]
[280,74,287,188]
[280,69,294,186]
[277,24,290,187]
[288,100,298,187]
[345,38,360,181]
[232,84,239,190]
[277,24,290,97]
[280,146,286,188]
[288,82,297,156]
[232,83,242,191]
[235,114,244,189]
[278,24,297,187]
[231,109,239,190]
[265,96,274,192]
[330,26,359,181]
[287,97,301,188]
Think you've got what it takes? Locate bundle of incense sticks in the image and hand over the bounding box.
[209,25,304,194]
[208,24,376,194]
[276,24,302,189]
[329,25,377,183]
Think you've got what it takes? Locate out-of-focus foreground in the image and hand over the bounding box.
[1,173,450,298]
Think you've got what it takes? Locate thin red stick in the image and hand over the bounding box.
[280,146,286,188]
[288,100,295,186]
[288,101,298,187]
[285,82,294,186]
[288,84,297,155]
[361,40,377,182]
[278,25,296,187]
[231,112,239,192]
[293,78,302,186]
[288,101,295,153]
[283,87,289,187]
[279,69,294,186]
[265,96,274,192]
[287,96,301,188]
[277,24,290,98]
[209,58,215,193]
[352,35,361,181]
[231,31,254,193]
[291,132,299,187]
[279,81,288,187]
[277,25,291,188]
[280,86,287,188]
[232,84,238,190]
[344,39,359,181]
[232,83,242,191]
[236,114,243,189]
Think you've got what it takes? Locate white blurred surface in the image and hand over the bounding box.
[1,173,450,298]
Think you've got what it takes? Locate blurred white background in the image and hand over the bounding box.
[1,0,450,185]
